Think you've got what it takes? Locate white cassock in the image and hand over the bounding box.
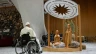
[20,26,42,51]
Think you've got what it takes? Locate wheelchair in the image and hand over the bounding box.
[15,34,41,54]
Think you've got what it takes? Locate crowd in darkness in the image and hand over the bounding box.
[0,7,23,40]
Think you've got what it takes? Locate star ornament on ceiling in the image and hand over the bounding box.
[54,4,70,15]
[44,0,78,19]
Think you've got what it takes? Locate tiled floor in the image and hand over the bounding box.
[0,42,96,54]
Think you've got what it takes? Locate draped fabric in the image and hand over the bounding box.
[11,0,47,41]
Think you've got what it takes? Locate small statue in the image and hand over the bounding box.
[51,30,65,48]
[54,30,60,46]
[65,24,72,48]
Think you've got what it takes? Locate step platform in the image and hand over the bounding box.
[43,46,80,52]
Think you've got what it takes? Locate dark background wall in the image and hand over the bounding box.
[74,0,96,36]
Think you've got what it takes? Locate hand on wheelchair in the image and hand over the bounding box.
[30,37,36,41]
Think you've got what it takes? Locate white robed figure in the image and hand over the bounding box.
[20,22,42,52]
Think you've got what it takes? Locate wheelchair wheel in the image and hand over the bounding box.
[26,41,37,54]
[15,41,26,54]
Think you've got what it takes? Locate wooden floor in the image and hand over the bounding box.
[43,46,80,52]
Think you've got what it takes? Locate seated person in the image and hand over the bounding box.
[20,22,42,53]
[50,31,55,42]
[3,26,10,36]
[54,30,60,46]
[42,35,48,46]
[51,30,65,48]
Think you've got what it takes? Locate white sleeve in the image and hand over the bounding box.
[33,30,36,37]
[29,28,36,37]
